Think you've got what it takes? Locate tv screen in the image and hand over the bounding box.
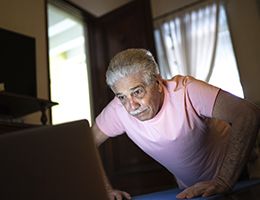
[0,27,37,97]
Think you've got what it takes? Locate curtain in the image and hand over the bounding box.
[154,0,244,98]
[207,3,244,98]
[154,0,220,81]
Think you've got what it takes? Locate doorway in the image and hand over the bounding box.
[47,2,93,125]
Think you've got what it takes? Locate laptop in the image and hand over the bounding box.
[0,119,109,200]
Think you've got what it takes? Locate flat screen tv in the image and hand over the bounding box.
[0,27,37,97]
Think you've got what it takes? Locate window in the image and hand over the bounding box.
[154,2,244,98]
[47,2,93,125]
[208,5,243,97]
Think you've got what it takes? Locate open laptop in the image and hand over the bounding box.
[0,119,109,200]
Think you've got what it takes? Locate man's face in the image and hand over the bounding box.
[112,74,164,121]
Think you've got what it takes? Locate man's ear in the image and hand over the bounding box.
[155,75,163,93]
[155,74,163,82]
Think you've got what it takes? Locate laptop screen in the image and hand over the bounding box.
[0,120,109,200]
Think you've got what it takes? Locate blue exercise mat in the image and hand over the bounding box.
[133,179,260,200]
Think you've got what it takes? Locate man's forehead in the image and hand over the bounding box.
[113,74,143,88]
[114,83,145,95]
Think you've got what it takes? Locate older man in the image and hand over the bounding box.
[91,48,260,200]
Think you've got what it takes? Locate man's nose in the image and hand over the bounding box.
[128,97,140,110]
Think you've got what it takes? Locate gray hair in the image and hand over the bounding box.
[106,48,160,88]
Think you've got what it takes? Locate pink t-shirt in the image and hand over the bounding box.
[96,75,231,188]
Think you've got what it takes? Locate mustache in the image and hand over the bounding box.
[129,107,148,116]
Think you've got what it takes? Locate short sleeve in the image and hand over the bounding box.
[95,97,125,137]
[185,76,220,118]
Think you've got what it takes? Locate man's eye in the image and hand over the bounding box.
[133,88,145,97]
[117,95,126,101]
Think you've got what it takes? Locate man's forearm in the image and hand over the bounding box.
[102,168,113,192]
[215,108,260,188]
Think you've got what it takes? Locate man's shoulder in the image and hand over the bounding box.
[105,97,124,111]
[167,75,195,83]
[165,75,195,91]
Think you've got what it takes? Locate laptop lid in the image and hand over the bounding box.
[0,119,109,200]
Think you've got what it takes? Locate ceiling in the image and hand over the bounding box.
[68,0,132,17]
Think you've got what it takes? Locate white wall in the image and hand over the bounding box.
[226,0,260,103]
[151,0,199,18]
[0,0,49,124]
[70,0,132,16]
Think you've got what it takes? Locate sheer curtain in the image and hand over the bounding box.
[207,4,244,97]
[154,0,244,97]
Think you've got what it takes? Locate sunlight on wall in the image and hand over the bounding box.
[48,4,92,125]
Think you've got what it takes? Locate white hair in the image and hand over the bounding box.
[106,48,160,88]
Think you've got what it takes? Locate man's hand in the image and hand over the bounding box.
[176,180,230,199]
[107,188,131,200]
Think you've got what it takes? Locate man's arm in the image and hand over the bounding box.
[211,90,260,189]
[177,90,260,199]
[91,123,131,200]
[91,122,109,147]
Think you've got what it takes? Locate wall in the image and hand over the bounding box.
[69,0,132,16]
[151,0,199,18]
[0,0,49,124]
[226,0,260,104]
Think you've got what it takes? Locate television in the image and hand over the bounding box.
[0,27,37,97]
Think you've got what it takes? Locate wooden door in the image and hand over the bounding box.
[89,0,177,195]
